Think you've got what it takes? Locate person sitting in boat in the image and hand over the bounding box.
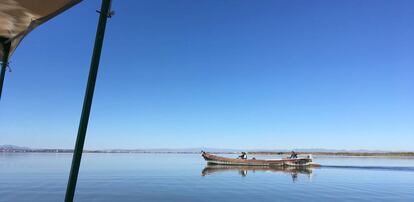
[238,152,247,159]
[289,151,298,159]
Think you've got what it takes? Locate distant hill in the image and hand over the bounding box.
[0,144,30,150]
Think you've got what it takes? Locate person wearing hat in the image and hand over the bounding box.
[238,152,247,159]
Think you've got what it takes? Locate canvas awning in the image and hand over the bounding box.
[0,0,82,60]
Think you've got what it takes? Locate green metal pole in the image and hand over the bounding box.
[65,0,111,201]
[0,41,11,101]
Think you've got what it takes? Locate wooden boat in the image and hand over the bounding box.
[202,152,316,167]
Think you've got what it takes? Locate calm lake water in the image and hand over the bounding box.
[1,153,414,202]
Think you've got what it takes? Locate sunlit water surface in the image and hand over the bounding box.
[1,153,414,202]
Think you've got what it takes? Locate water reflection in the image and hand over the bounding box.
[201,165,314,182]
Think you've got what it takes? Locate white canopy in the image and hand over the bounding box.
[0,0,82,60]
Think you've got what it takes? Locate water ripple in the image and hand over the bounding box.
[320,165,414,172]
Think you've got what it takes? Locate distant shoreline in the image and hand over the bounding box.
[1,149,414,157]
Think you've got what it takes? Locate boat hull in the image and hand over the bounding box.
[202,152,314,167]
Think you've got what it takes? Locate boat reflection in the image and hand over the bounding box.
[201,165,314,182]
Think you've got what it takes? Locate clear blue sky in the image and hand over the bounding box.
[1,0,413,150]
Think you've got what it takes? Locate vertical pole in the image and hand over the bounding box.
[0,42,11,101]
[65,0,111,201]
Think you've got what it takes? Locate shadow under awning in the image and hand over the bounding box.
[0,0,82,59]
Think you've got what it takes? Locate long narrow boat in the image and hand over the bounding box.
[202,152,315,167]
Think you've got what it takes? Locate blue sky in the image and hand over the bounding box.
[1,0,413,150]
